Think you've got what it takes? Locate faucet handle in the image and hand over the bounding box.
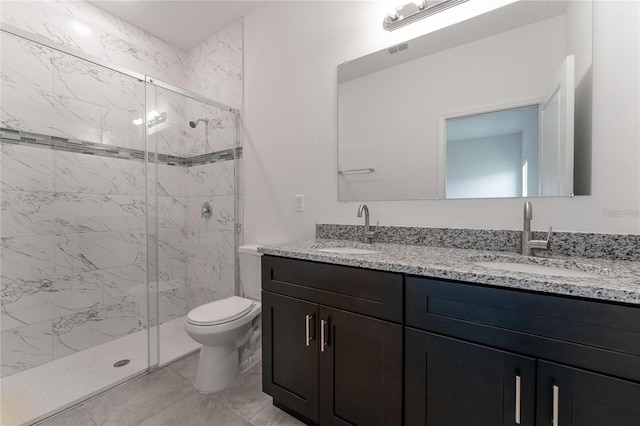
[529,226,552,251]
[544,226,553,250]
[364,221,380,243]
[545,226,553,243]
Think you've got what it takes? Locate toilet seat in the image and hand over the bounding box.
[187,296,255,326]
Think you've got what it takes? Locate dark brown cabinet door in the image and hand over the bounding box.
[262,291,319,423]
[318,306,403,426]
[405,329,536,426]
[536,361,640,426]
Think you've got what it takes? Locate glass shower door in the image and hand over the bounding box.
[144,78,238,366]
[0,29,153,424]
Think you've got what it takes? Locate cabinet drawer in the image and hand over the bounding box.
[406,276,640,381]
[262,256,403,323]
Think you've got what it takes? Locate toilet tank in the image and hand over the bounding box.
[238,244,263,300]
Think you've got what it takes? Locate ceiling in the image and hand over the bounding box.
[447,105,539,142]
[88,1,265,51]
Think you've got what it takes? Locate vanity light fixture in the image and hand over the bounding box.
[383,0,469,31]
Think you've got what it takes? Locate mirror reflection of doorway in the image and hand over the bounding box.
[446,105,539,199]
[445,55,575,199]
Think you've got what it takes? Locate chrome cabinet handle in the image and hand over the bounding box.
[515,375,521,424]
[552,384,559,426]
[320,319,328,352]
[305,315,313,347]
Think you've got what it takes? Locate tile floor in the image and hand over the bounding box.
[37,352,306,426]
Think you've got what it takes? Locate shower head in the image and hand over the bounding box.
[189,118,209,128]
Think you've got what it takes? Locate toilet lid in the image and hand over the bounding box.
[187,296,255,326]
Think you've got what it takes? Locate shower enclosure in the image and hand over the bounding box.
[0,26,240,424]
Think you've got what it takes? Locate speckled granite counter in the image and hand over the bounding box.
[259,239,640,306]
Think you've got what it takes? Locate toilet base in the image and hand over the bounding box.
[195,343,240,393]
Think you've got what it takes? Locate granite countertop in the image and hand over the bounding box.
[259,239,640,306]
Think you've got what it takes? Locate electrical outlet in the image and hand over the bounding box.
[295,195,305,212]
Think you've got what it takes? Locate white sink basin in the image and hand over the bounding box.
[317,247,379,254]
[474,261,600,278]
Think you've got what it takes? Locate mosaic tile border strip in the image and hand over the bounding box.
[188,148,239,166]
[0,128,241,166]
[316,224,640,261]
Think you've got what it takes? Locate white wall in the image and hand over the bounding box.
[243,0,639,244]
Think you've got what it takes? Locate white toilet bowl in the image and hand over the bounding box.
[183,296,261,393]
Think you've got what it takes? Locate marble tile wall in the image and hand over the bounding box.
[0,145,195,378]
[1,33,144,149]
[1,24,152,377]
[183,20,242,311]
[148,16,242,316]
[185,161,236,311]
[155,162,190,325]
[1,1,242,114]
[149,87,237,158]
[0,0,187,87]
[150,85,238,315]
[0,142,155,377]
[185,19,243,110]
[1,1,242,377]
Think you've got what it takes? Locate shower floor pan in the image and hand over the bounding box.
[0,317,199,426]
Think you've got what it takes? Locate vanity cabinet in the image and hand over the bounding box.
[536,361,640,426]
[262,255,640,426]
[405,276,640,426]
[262,256,403,426]
[405,330,536,426]
[262,292,319,421]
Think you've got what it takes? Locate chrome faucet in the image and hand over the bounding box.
[521,201,552,256]
[357,204,378,244]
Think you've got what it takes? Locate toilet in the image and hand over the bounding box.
[183,244,262,393]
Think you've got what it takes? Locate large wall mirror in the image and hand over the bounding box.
[337,0,592,201]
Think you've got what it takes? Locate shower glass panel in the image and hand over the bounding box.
[0,30,151,424]
[145,81,238,368]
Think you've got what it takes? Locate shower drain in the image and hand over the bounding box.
[113,359,130,368]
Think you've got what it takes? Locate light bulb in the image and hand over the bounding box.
[146,110,160,121]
